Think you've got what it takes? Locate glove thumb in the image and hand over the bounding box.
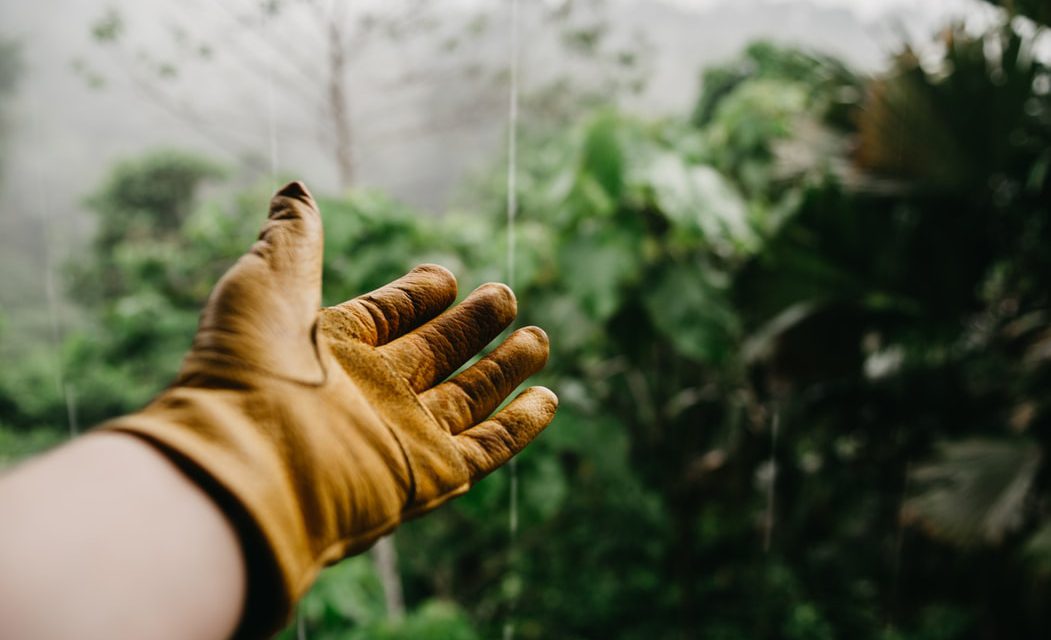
[188,181,326,384]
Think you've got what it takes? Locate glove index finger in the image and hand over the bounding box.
[456,386,558,481]
[321,265,458,345]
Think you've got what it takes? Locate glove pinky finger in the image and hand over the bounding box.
[456,386,558,482]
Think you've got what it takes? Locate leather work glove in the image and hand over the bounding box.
[100,181,557,638]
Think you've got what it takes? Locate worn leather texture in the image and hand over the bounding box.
[99,181,557,638]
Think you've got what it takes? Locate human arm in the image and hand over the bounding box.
[0,181,556,639]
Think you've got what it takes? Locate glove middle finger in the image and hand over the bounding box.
[381,283,517,392]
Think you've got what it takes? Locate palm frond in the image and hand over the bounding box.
[903,437,1042,547]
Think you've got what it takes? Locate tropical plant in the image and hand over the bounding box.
[3,19,1051,638]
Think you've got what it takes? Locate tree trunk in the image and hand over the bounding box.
[326,20,354,188]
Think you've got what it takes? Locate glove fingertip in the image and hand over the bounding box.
[524,385,559,417]
[275,180,314,204]
[269,182,320,225]
[474,282,518,326]
[409,263,459,304]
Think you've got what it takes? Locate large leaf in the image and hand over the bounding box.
[643,262,740,364]
[558,227,640,322]
[903,438,1042,547]
[578,111,626,202]
[645,153,756,255]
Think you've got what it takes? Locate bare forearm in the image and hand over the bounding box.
[0,432,245,640]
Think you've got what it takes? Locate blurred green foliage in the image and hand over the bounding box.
[3,13,1051,640]
[277,558,480,640]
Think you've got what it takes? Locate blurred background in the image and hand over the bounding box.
[1,0,1050,638]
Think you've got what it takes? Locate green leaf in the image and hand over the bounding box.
[568,173,616,219]
[558,227,639,321]
[578,112,625,202]
[347,599,479,640]
[646,153,755,254]
[522,452,569,522]
[304,556,386,627]
[643,262,739,364]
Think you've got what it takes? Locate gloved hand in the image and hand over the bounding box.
[100,181,557,638]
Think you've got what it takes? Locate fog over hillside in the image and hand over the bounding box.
[0,0,987,322]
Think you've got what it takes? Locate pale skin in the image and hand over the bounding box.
[0,432,246,640]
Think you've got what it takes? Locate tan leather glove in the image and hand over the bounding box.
[100,181,557,638]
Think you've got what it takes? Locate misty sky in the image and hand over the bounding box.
[0,0,993,322]
[0,0,989,208]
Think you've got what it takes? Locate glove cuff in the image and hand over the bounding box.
[100,402,312,638]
